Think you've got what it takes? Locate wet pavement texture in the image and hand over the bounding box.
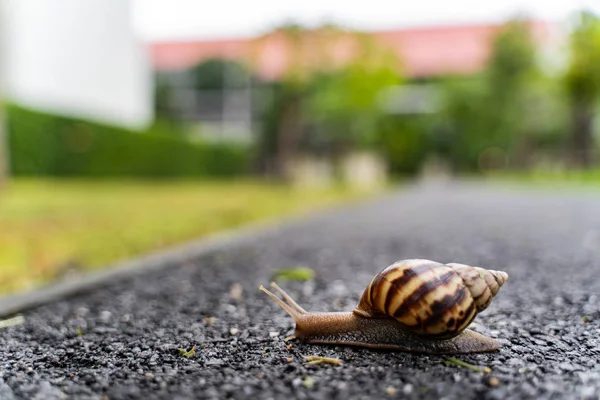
[1,182,599,400]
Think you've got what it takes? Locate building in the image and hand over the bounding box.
[148,20,563,143]
[0,0,153,130]
[151,20,560,79]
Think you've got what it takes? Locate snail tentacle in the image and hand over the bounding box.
[259,285,303,322]
[268,282,307,314]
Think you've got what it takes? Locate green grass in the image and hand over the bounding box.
[0,179,381,295]
[482,169,600,191]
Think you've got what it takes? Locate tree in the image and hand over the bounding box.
[154,58,253,140]
[250,23,335,180]
[484,19,538,167]
[437,19,539,171]
[188,58,250,90]
[564,11,600,168]
[303,34,401,157]
[250,24,401,180]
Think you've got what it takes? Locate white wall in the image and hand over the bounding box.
[1,0,153,129]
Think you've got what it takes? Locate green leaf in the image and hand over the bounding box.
[272,267,315,282]
[178,345,197,358]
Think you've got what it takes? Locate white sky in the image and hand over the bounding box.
[132,0,600,41]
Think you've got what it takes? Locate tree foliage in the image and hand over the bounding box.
[304,35,401,152]
[252,24,403,178]
[189,58,251,90]
[437,19,540,171]
[564,11,600,167]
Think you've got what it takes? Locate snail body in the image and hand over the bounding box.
[260,259,508,354]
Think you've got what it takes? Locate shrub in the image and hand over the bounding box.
[7,104,250,178]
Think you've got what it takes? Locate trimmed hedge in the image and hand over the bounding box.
[7,105,250,178]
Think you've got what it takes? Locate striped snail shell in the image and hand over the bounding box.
[354,259,508,339]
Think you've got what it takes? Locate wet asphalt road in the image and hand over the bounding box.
[1,181,599,400]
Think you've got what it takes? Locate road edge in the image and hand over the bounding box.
[0,221,269,318]
[0,187,405,318]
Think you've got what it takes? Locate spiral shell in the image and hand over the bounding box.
[353,259,508,339]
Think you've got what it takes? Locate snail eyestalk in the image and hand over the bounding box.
[259,284,304,322]
[268,282,307,314]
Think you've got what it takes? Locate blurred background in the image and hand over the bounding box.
[1,0,600,294]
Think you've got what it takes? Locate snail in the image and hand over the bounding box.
[259,259,508,354]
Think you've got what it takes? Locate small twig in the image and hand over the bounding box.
[304,355,343,366]
[0,315,24,329]
[177,345,197,358]
[443,357,491,373]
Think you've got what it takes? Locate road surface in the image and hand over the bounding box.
[1,181,599,399]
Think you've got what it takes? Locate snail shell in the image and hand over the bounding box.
[354,259,508,339]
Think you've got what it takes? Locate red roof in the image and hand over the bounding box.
[149,20,556,79]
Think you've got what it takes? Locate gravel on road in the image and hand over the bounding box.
[1,181,599,400]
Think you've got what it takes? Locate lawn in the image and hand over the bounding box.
[482,169,600,191]
[0,179,381,295]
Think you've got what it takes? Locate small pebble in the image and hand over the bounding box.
[487,376,501,387]
[99,311,112,324]
[386,386,398,396]
[553,297,565,306]
[580,386,596,398]
[229,283,244,301]
[75,307,89,317]
[206,359,224,367]
[303,376,314,389]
